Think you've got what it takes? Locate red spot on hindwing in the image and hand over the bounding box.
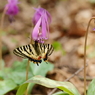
[38,56,42,60]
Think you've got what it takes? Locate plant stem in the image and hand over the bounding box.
[0,8,7,69]
[1,8,6,29]
[25,59,30,95]
[26,60,30,80]
[0,33,2,70]
[84,17,95,95]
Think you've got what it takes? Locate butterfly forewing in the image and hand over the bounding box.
[13,47,26,58]
[13,44,42,64]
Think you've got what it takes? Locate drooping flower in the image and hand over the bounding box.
[5,0,19,21]
[32,7,51,43]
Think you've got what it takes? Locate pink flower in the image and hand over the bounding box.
[5,0,19,17]
[32,8,51,43]
[93,28,95,31]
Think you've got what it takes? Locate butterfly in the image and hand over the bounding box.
[13,41,54,65]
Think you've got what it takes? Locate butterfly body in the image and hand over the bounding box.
[13,41,54,65]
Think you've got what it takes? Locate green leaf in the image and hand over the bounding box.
[0,59,54,94]
[16,59,54,94]
[25,75,80,95]
[16,83,28,95]
[0,60,5,69]
[52,41,66,55]
[29,60,54,76]
[0,79,17,95]
[88,49,95,58]
[52,41,62,51]
[28,59,54,93]
[53,91,69,95]
[0,59,32,85]
[87,79,95,95]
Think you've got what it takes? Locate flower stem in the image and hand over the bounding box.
[0,33,2,70]
[0,8,7,69]
[84,17,95,95]
[25,59,30,95]
[26,60,30,80]
[1,8,6,29]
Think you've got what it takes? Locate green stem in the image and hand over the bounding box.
[25,60,30,95]
[26,60,30,80]
[0,34,2,70]
[0,8,7,69]
[84,17,95,95]
[1,9,6,28]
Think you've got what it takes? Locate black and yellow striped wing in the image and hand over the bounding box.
[13,41,54,65]
[39,43,54,61]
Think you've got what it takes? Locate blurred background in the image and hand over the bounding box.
[1,0,95,95]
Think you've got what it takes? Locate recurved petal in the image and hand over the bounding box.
[46,10,51,24]
[8,0,18,4]
[32,11,41,25]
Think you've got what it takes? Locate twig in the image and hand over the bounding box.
[64,64,88,82]
[48,63,88,95]
[84,17,95,95]
[48,88,57,95]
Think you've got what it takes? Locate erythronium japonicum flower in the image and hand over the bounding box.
[32,8,51,43]
[93,28,95,31]
[5,0,19,21]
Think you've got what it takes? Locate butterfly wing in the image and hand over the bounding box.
[13,41,54,64]
[39,43,54,61]
[46,44,54,56]
[13,44,42,64]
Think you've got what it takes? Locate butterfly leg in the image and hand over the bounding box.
[45,61,48,64]
[44,59,48,64]
[33,61,40,66]
[37,63,39,66]
[35,60,42,66]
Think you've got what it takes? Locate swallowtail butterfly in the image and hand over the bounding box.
[13,41,54,65]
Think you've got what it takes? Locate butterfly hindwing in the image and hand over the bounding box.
[46,44,54,56]
[39,43,54,61]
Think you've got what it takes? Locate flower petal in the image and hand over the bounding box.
[41,16,47,39]
[8,0,18,4]
[5,0,19,16]
[32,7,51,42]
[32,17,42,41]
